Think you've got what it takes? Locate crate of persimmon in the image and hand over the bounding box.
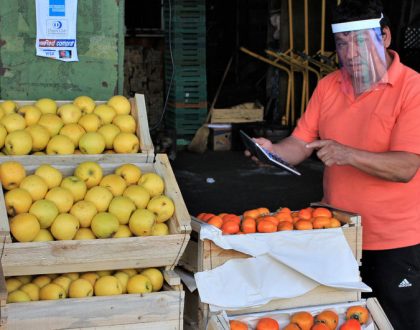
[0,154,191,276]
[207,298,393,330]
[180,204,362,273]
[0,93,154,164]
[1,267,185,330]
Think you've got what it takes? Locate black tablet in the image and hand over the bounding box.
[240,130,301,176]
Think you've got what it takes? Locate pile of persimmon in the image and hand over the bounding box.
[228,305,369,330]
[196,206,342,235]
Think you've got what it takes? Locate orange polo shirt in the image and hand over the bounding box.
[293,51,420,250]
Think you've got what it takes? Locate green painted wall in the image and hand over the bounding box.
[0,0,124,100]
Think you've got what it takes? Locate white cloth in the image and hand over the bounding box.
[36,0,79,62]
[195,223,371,310]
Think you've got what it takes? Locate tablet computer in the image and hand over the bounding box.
[240,130,301,176]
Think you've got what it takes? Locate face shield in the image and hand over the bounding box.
[332,15,388,97]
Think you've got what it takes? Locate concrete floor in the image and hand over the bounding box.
[170,150,325,217]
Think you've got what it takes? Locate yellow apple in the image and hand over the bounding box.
[10,213,41,242]
[25,124,50,151]
[147,195,174,223]
[6,278,23,292]
[35,98,57,114]
[60,175,87,201]
[20,282,40,301]
[70,200,97,227]
[50,213,79,240]
[99,174,127,196]
[129,209,156,236]
[113,224,133,238]
[74,161,103,188]
[0,100,18,114]
[73,96,96,114]
[113,271,130,293]
[46,134,75,155]
[123,185,150,209]
[126,274,152,294]
[78,113,101,132]
[7,290,31,303]
[94,275,122,296]
[84,186,113,212]
[59,123,85,147]
[0,161,26,190]
[138,173,165,197]
[74,227,96,240]
[79,272,99,287]
[93,104,116,124]
[115,163,142,185]
[113,132,139,153]
[5,188,33,216]
[19,174,49,201]
[107,95,131,115]
[39,283,66,300]
[57,104,82,124]
[69,278,94,298]
[112,114,136,133]
[108,196,136,224]
[0,123,7,149]
[1,113,26,132]
[38,114,64,136]
[52,276,72,295]
[29,199,59,228]
[79,132,106,154]
[32,275,52,288]
[35,164,63,189]
[45,187,74,213]
[32,228,54,242]
[4,130,32,155]
[91,212,120,238]
[97,123,120,149]
[17,105,42,126]
[152,223,169,236]
[141,268,164,292]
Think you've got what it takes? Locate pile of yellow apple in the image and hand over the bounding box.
[6,267,164,303]
[0,161,175,242]
[0,95,141,155]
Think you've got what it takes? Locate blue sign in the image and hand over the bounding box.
[49,0,65,17]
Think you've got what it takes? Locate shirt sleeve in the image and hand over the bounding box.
[389,73,420,154]
[291,79,323,143]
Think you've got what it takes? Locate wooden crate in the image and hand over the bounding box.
[210,103,264,124]
[207,298,393,330]
[0,154,191,276]
[0,93,155,163]
[181,205,363,330]
[0,269,185,330]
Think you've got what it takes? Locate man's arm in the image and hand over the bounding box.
[253,136,313,165]
[307,140,420,182]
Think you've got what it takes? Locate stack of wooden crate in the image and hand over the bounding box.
[0,94,191,329]
[164,0,208,146]
[178,206,383,330]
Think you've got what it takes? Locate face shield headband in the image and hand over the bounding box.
[332,14,388,97]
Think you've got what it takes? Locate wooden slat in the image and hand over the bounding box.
[2,277,185,330]
[2,235,187,276]
[0,262,7,308]
[367,297,394,330]
[210,107,264,124]
[0,95,154,164]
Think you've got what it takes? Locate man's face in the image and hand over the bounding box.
[336,28,387,79]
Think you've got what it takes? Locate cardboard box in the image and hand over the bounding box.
[209,124,232,151]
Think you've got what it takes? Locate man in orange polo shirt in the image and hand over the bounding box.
[250,0,420,328]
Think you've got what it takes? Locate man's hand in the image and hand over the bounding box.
[306,139,352,166]
[244,137,274,166]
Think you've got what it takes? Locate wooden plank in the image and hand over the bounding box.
[0,160,191,274]
[134,94,155,162]
[0,95,154,164]
[367,297,394,330]
[0,262,6,308]
[210,107,264,124]
[2,279,185,330]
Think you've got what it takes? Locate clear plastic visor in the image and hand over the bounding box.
[334,28,388,96]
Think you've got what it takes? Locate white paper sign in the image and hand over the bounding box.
[36,0,79,62]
